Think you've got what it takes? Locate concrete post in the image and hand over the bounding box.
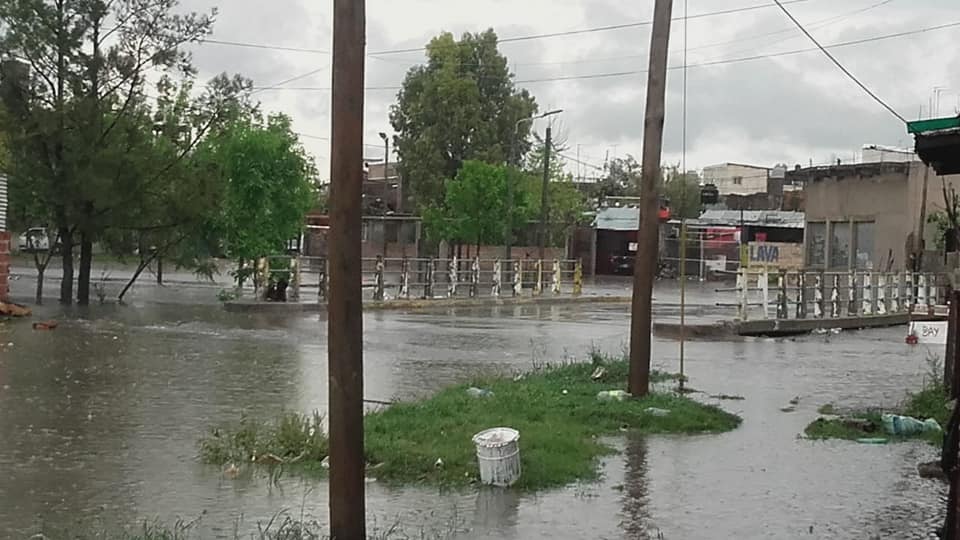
[848,271,858,316]
[760,269,769,320]
[776,270,788,320]
[448,256,458,298]
[373,256,385,301]
[256,257,269,301]
[513,260,522,297]
[0,174,7,303]
[814,273,824,319]
[831,275,840,318]
[470,257,480,298]
[552,259,561,295]
[289,256,301,302]
[796,272,806,319]
[492,259,502,298]
[862,272,873,316]
[424,258,435,299]
[400,258,410,299]
[573,259,583,296]
[928,273,937,314]
[318,258,328,302]
[891,272,901,313]
[534,259,543,296]
[877,274,887,315]
[906,272,915,312]
[918,274,928,313]
[736,268,748,321]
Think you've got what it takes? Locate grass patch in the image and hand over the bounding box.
[806,382,950,446]
[200,357,740,490]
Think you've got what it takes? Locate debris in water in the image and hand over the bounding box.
[789,396,800,405]
[224,463,240,478]
[32,321,58,331]
[0,302,31,317]
[780,406,797,413]
[710,394,746,401]
[918,461,947,481]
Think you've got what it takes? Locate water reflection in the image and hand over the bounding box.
[619,434,652,540]
[473,487,520,534]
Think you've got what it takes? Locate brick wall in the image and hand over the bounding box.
[0,231,9,302]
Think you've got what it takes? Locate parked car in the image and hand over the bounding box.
[18,227,58,253]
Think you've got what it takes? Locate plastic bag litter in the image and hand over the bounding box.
[644,407,671,417]
[466,387,494,399]
[597,390,630,402]
[881,414,942,436]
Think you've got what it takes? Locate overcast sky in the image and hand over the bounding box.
[183,0,960,179]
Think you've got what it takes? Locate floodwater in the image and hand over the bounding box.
[0,283,947,539]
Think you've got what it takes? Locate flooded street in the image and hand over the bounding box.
[0,285,946,539]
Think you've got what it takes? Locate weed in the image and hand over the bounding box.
[202,359,739,491]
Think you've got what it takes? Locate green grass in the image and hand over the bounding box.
[806,382,950,446]
[200,357,740,491]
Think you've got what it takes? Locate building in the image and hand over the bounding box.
[702,163,773,196]
[861,144,919,164]
[363,161,403,214]
[788,161,960,272]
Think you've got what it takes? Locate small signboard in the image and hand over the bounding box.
[747,242,804,271]
[908,321,948,345]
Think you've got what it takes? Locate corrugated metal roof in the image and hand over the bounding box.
[695,210,805,228]
[593,206,639,231]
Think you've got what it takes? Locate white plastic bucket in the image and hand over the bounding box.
[472,427,521,487]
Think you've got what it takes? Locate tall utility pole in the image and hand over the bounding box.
[328,0,366,538]
[628,0,674,398]
[538,126,553,260]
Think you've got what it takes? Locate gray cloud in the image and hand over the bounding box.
[176,0,960,178]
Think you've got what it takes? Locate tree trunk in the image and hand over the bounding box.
[118,259,151,304]
[59,227,74,305]
[35,267,45,305]
[77,234,93,305]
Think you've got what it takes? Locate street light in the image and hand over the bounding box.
[378,132,390,255]
[505,109,563,262]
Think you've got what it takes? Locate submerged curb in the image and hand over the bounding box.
[223,294,632,314]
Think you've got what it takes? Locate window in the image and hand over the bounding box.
[806,222,826,267]
[854,222,875,270]
[830,222,851,270]
[732,176,743,185]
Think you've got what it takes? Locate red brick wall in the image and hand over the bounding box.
[0,231,9,302]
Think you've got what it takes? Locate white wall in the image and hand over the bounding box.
[702,164,770,196]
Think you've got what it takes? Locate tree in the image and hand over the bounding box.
[661,165,701,219]
[197,113,316,281]
[423,160,518,250]
[0,0,214,304]
[594,156,642,200]
[389,29,538,212]
[522,135,588,247]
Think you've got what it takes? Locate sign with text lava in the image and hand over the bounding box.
[747,242,804,270]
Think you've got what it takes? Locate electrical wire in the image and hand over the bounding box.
[197,0,813,59]
[249,19,960,92]
[771,0,907,123]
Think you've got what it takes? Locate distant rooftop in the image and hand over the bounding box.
[692,210,805,229]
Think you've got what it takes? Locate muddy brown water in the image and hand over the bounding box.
[0,296,947,539]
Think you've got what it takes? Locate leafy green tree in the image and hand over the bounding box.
[0,0,214,304]
[390,29,538,212]
[424,160,523,250]
[522,136,588,246]
[197,113,316,281]
[594,156,642,200]
[662,165,702,219]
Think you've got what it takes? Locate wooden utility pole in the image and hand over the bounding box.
[628,0,674,397]
[328,0,366,538]
[538,126,553,260]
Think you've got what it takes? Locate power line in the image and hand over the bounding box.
[368,0,811,55]
[249,20,960,92]
[557,152,604,171]
[771,0,907,123]
[199,0,812,60]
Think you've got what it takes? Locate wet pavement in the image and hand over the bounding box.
[0,283,948,539]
